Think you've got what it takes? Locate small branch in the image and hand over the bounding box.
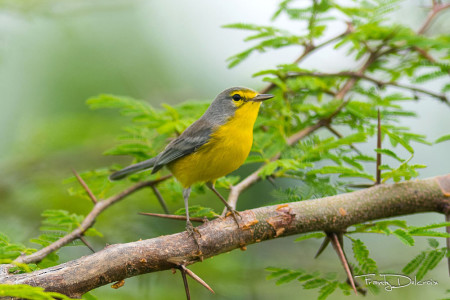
[2,175,449,297]
[417,3,450,35]
[285,71,448,104]
[151,185,170,214]
[72,169,97,204]
[139,212,206,223]
[13,175,172,265]
[259,26,353,94]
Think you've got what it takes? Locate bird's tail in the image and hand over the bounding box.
[109,157,157,181]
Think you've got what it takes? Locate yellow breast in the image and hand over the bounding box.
[168,101,262,187]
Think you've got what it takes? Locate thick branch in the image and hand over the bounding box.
[2,175,449,298]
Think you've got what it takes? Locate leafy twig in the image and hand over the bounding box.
[13,175,172,264]
[285,71,448,104]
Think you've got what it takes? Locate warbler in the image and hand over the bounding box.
[109,87,273,235]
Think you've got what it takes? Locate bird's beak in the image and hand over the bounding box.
[251,94,274,102]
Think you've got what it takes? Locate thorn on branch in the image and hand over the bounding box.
[327,232,357,295]
[139,212,206,223]
[79,235,95,253]
[314,236,330,259]
[72,169,97,204]
[179,265,215,295]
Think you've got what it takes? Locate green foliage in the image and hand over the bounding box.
[0,284,73,300]
[402,239,448,280]
[348,220,450,242]
[435,134,450,144]
[350,238,378,274]
[30,210,102,249]
[266,267,349,300]
[0,209,104,274]
[0,233,35,262]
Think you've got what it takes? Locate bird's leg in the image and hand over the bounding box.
[206,182,241,227]
[183,188,201,247]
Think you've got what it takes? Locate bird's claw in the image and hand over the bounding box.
[186,221,203,256]
[225,209,242,228]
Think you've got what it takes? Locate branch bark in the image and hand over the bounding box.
[2,175,449,298]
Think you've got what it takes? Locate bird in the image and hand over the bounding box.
[109,87,274,237]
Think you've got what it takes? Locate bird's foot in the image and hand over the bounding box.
[225,209,242,228]
[186,221,203,256]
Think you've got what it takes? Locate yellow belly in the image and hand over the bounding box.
[168,101,261,187]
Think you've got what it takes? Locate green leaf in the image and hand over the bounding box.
[374,149,404,162]
[303,278,327,289]
[408,222,450,232]
[435,134,450,144]
[381,127,414,154]
[265,267,291,280]
[416,250,446,280]
[352,239,378,273]
[295,232,326,242]
[276,272,303,285]
[402,252,426,274]
[318,281,338,300]
[427,238,439,249]
[393,229,415,246]
[0,284,73,300]
[308,166,375,181]
[408,230,450,238]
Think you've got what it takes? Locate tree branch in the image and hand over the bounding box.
[2,175,449,298]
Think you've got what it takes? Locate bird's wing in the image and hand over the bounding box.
[152,119,214,173]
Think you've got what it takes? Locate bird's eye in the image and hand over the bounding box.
[232,94,242,101]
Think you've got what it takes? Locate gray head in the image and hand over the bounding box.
[202,87,274,125]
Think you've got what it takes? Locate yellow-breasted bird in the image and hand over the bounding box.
[109,87,274,235]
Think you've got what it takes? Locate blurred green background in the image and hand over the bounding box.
[0,0,449,299]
